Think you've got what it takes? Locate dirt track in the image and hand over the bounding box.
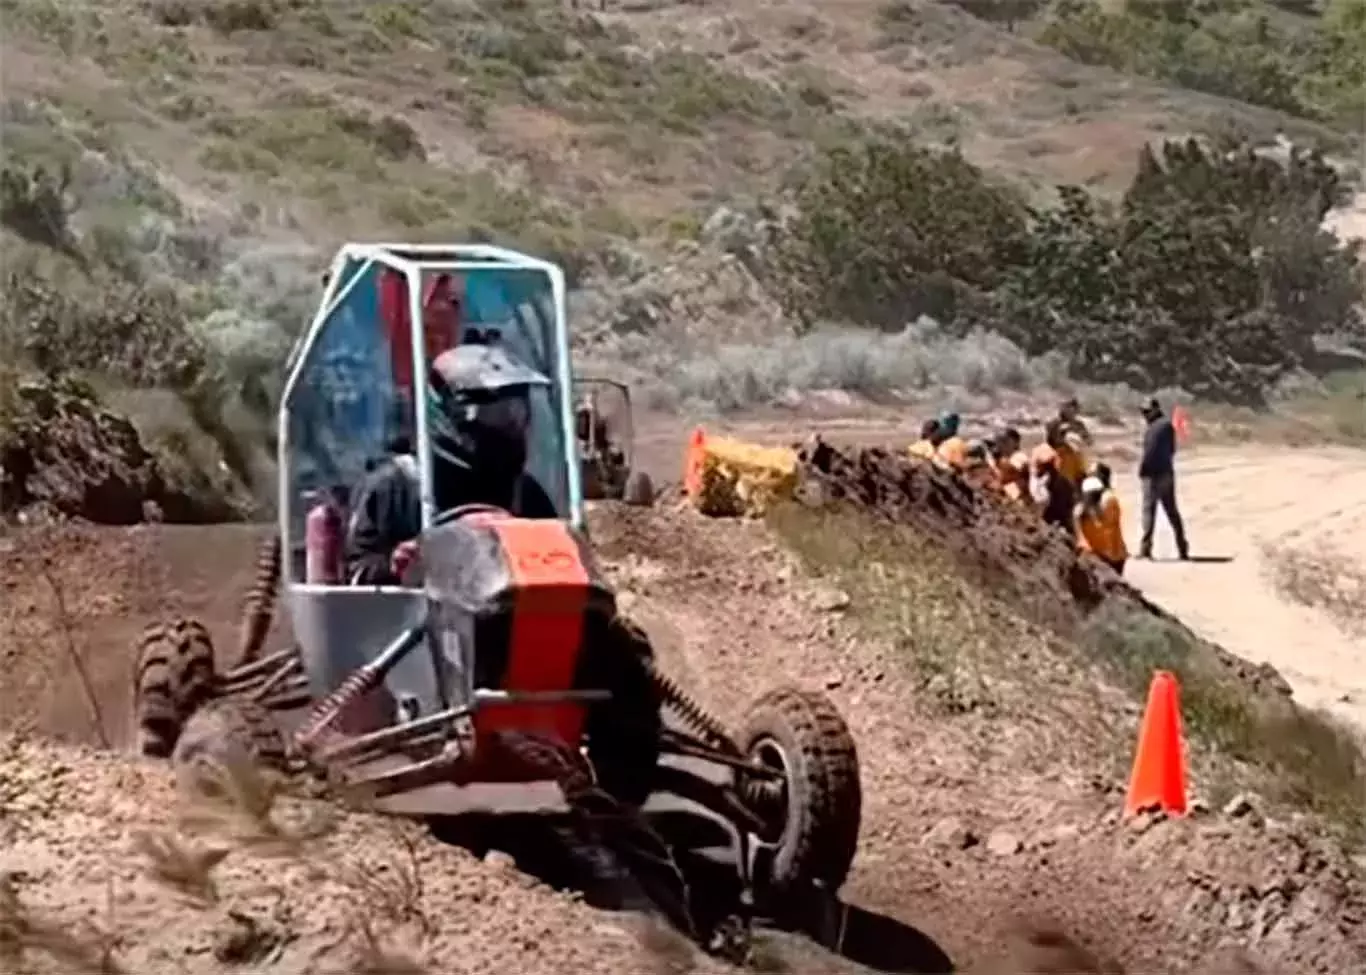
[1114,446,1366,730]
[3,421,1366,973]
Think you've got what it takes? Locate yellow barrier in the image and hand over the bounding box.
[691,435,798,517]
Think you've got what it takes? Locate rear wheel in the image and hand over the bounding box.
[584,615,662,808]
[738,687,861,900]
[133,618,217,758]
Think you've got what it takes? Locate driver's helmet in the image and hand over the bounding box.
[427,344,551,481]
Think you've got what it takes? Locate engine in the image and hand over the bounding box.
[420,513,616,745]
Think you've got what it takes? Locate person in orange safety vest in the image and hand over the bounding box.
[991,427,1029,502]
[1030,443,1076,537]
[935,412,967,470]
[908,418,941,462]
[1076,473,1128,575]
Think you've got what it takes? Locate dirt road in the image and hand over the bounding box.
[1114,445,1366,729]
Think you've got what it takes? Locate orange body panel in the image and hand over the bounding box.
[471,517,591,748]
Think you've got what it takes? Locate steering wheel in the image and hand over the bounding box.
[431,502,512,527]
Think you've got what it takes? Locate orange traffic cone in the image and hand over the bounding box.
[683,427,706,499]
[1123,670,1189,818]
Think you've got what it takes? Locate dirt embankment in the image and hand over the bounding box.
[796,438,1296,699]
[0,379,248,525]
[591,496,1366,975]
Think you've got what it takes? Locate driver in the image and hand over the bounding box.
[345,342,558,585]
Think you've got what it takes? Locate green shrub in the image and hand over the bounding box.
[765,134,1363,403]
[1036,0,1363,126]
[769,138,1031,331]
[0,162,80,259]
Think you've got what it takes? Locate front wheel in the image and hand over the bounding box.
[738,687,861,900]
[133,618,217,758]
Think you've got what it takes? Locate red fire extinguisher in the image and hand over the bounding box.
[305,490,344,584]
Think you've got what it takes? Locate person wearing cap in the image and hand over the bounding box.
[1029,442,1076,536]
[1046,398,1092,487]
[935,411,968,470]
[1137,398,1188,561]
[1075,474,1128,574]
[908,418,940,461]
[345,343,558,585]
[1046,397,1092,449]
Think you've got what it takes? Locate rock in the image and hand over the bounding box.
[211,910,288,965]
[1126,809,1165,834]
[923,816,979,851]
[986,830,1022,857]
[812,588,851,612]
[1032,824,1081,849]
[1223,792,1260,820]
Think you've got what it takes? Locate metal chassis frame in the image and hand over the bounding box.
[276,243,585,587]
[574,376,636,496]
[214,616,785,809]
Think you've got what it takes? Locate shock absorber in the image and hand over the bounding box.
[292,626,424,750]
[650,667,741,756]
[235,533,282,667]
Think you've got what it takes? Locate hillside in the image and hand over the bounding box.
[2,0,1361,369]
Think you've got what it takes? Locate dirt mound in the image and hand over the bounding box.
[0,733,730,975]
[588,501,1366,974]
[795,437,1294,699]
[797,437,1128,622]
[0,378,247,525]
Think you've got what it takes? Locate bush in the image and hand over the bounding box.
[1036,0,1366,128]
[765,133,1364,404]
[648,321,1066,412]
[0,161,81,260]
[769,139,1030,331]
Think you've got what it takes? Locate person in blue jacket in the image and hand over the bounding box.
[1137,398,1189,561]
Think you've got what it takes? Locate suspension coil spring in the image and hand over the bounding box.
[650,667,740,756]
[236,533,282,667]
[293,667,382,750]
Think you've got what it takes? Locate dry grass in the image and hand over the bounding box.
[1261,542,1366,637]
[1079,603,1366,837]
[34,553,111,747]
[1194,371,1366,448]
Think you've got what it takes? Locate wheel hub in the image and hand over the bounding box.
[744,737,791,844]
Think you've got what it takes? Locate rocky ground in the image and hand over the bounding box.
[3,428,1364,972]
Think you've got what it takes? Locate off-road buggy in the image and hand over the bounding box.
[574,377,654,506]
[132,244,861,948]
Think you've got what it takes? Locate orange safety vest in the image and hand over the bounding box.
[1078,492,1127,562]
[936,436,968,470]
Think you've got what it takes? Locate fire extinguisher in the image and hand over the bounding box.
[305,490,344,584]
